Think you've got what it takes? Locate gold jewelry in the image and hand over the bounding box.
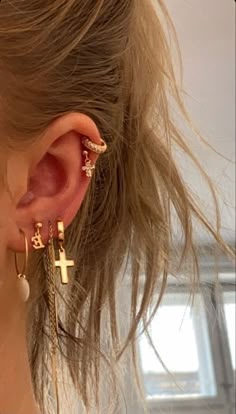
[81,136,107,154]
[15,229,30,302]
[81,136,107,178]
[43,219,74,413]
[82,150,96,178]
[32,222,45,249]
[43,221,60,414]
[55,220,74,284]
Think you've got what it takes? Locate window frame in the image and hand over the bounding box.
[136,258,235,414]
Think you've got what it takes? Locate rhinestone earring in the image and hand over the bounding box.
[81,136,107,178]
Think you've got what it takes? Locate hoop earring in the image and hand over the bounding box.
[15,229,30,303]
[81,136,107,178]
[81,136,107,154]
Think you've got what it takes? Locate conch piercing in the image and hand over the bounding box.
[81,136,107,154]
[15,229,30,302]
[81,136,107,178]
[32,222,45,249]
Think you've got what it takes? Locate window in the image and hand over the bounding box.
[138,272,236,414]
[139,293,216,399]
[223,291,236,371]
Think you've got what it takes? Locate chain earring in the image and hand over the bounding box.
[43,219,74,414]
[15,229,30,302]
[43,221,60,414]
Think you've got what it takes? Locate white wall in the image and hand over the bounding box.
[165,0,235,243]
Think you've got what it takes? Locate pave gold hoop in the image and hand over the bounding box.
[81,136,107,154]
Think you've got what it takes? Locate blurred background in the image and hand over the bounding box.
[125,1,235,413]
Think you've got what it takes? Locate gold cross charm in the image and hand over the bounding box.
[82,150,95,178]
[55,247,74,284]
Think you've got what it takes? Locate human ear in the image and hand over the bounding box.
[7,113,103,252]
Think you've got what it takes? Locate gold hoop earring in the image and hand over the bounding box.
[81,136,107,154]
[81,136,107,178]
[15,229,30,303]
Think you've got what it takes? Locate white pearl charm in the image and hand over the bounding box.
[17,275,30,303]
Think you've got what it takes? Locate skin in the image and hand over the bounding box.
[0,113,102,414]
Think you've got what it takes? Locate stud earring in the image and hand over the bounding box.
[81,136,107,178]
[32,222,45,249]
[15,229,30,302]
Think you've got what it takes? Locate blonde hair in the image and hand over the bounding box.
[0,0,232,413]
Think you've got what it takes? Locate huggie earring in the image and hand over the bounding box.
[81,136,107,178]
[15,229,30,302]
[82,136,107,154]
[55,220,74,284]
[32,222,45,249]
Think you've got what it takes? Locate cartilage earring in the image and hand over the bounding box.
[81,136,107,154]
[81,136,107,178]
[32,222,45,249]
[15,229,30,302]
[82,150,95,178]
[55,220,74,284]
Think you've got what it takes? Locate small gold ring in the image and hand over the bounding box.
[81,136,107,154]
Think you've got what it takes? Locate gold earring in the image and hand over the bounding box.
[15,229,30,303]
[32,222,45,249]
[82,150,96,178]
[81,136,107,154]
[81,136,107,178]
[43,221,60,414]
[55,220,74,284]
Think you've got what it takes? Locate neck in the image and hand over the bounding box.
[0,249,40,414]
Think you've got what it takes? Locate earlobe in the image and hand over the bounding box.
[8,113,107,252]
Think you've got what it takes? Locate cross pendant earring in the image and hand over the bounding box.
[82,150,95,178]
[54,220,74,284]
[55,247,74,284]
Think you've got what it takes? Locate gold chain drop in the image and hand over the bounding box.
[44,222,60,414]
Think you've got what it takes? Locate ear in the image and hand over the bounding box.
[6,113,103,252]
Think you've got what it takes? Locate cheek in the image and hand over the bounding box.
[0,189,14,233]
